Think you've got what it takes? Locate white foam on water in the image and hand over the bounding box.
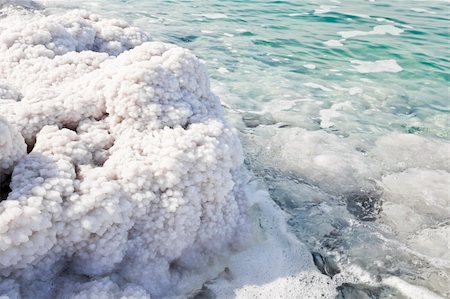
[348,87,363,95]
[287,12,307,16]
[350,59,403,73]
[200,13,228,19]
[376,17,395,23]
[338,30,368,39]
[304,82,332,91]
[338,25,403,39]
[217,66,230,74]
[372,24,404,35]
[411,7,436,14]
[261,99,298,113]
[323,39,344,47]
[314,5,336,14]
[319,101,352,129]
[304,63,317,69]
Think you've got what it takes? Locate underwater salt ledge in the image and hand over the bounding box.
[0,2,339,298]
[238,124,449,298]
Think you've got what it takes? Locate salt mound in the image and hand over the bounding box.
[0,117,26,185]
[0,3,249,298]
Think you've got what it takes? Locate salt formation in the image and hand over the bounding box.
[0,3,249,298]
[0,117,26,185]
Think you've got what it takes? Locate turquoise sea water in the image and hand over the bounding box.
[49,0,450,297]
[60,0,449,140]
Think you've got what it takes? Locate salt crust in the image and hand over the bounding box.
[0,3,251,298]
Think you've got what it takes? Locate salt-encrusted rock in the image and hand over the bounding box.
[0,3,247,298]
[0,117,26,185]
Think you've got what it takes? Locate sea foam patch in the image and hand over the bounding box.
[350,59,403,73]
[323,39,344,47]
[338,25,404,39]
[314,5,336,14]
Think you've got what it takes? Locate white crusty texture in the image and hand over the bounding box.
[0,117,26,185]
[0,3,247,299]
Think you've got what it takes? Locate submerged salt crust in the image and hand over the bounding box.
[244,125,450,298]
[0,2,339,298]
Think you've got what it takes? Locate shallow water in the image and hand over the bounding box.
[43,0,450,297]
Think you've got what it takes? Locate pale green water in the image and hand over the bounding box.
[59,0,449,139]
[51,0,450,297]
